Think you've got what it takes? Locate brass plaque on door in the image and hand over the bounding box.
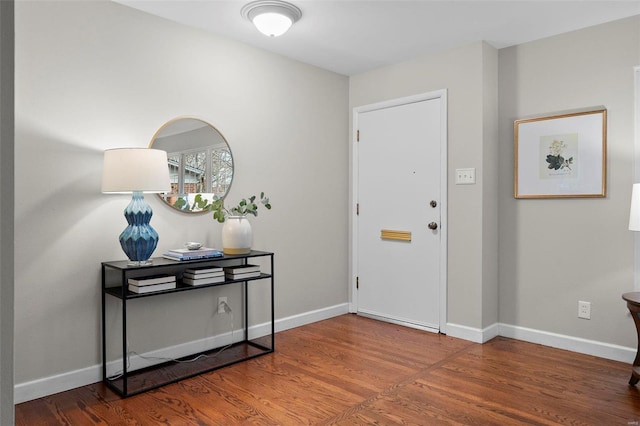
[381,229,411,242]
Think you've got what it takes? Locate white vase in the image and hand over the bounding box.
[222,215,253,255]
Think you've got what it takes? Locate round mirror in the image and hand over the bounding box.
[149,117,234,213]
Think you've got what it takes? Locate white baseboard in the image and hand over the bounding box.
[499,323,636,364]
[273,303,350,333]
[446,322,500,343]
[14,365,103,406]
[358,311,439,333]
[14,303,350,404]
[447,321,636,363]
[105,328,242,378]
[18,307,632,404]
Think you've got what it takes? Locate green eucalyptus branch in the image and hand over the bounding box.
[195,192,271,223]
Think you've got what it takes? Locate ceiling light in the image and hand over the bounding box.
[241,0,302,37]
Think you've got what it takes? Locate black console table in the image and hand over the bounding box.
[101,250,274,397]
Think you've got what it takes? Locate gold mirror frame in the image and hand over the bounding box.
[149,117,234,213]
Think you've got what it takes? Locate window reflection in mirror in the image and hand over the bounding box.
[150,117,233,213]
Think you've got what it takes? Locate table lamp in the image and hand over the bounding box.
[102,148,171,265]
[631,184,640,231]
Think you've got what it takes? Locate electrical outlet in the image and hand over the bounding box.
[578,301,591,319]
[218,297,228,314]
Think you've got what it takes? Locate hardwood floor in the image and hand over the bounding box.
[15,314,640,425]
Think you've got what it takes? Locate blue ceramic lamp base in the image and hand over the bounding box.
[119,191,159,266]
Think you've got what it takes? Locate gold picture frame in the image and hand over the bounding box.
[514,108,607,199]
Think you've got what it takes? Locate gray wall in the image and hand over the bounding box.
[351,15,640,348]
[481,43,500,329]
[498,16,640,347]
[350,42,500,331]
[1,1,14,422]
[15,0,348,390]
[12,0,640,404]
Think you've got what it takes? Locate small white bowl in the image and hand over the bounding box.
[185,242,202,250]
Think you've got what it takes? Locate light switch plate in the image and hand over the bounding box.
[455,168,476,185]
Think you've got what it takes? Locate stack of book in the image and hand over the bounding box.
[182,266,225,286]
[163,247,223,261]
[224,264,261,280]
[128,274,176,294]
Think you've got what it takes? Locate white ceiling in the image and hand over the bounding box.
[115,0,640,76]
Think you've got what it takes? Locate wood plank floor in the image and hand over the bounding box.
[15,314,640,425]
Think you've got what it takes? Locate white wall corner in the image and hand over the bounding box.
[446,322,499,343]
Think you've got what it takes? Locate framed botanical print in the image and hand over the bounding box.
[514,108,607,198]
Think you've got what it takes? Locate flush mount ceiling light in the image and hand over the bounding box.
[241,0,302,37]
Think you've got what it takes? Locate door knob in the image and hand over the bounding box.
[428,222,438,230]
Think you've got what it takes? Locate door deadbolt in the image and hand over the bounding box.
[430,200,437,208]
[428,222,438,230]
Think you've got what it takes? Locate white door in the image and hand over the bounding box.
[354,93,446,332]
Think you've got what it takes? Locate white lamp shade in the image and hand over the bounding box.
[102,148,171,193]
[252,12,293,37]
[630,184,640,231]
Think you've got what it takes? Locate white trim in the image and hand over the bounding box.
[15,306,635,403]
[351,89,448,332]
[359,311,439,333]
[14,303,349,404]
[349,100,360,313]
[273,303,350,333]
[438,91,448,334]
[447,322,635,363]
[499,323,635,364]
[14,364,102,406]
[104,328,242,379]
[635,66,640,183]
[634,66,640,290]
[446,322,499,343]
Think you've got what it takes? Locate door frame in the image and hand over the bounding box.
[634,66,640,290]
[350,89,448,333]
